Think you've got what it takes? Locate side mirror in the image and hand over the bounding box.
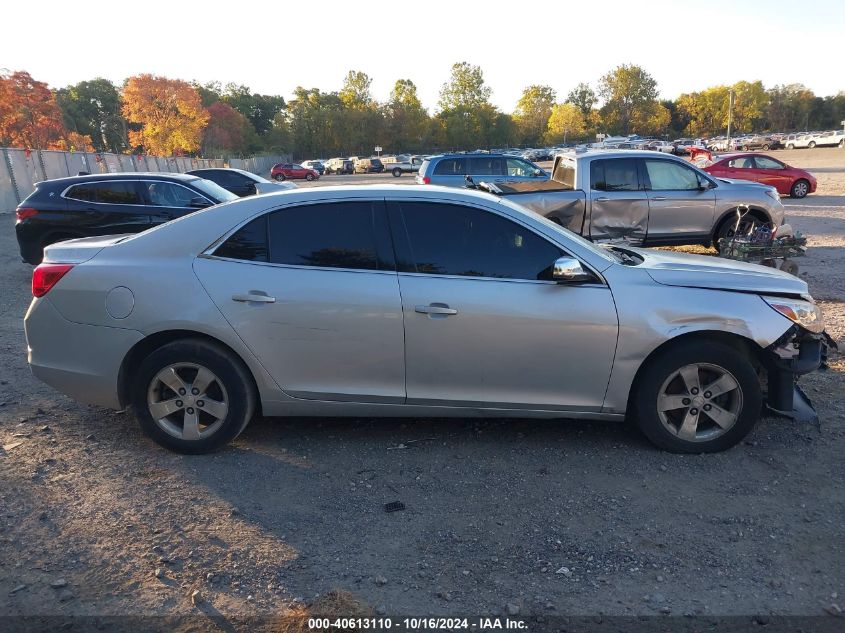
[552,257,592,283]
[533,169,545,177]
[189,197,211,208]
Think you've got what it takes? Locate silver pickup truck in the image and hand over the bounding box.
[385,154,426,177]
[474,149,785,247]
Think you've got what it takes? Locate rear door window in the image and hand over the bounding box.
[470,157,505,176]
[268,201,392,271]
[433,158,467,175]
[590,159,640,191]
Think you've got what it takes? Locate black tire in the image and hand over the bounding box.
[808,141,816,149]
[132,339,256,454]
[634,340,762,453]
[713,212,760,250]
[787,143,795,150]
[305,173,314,181]
[790,179,810,199]
[392,167,402,177]
[762,144,770,150]
[839,139,844,148]
[741,145,749,151]
[274,173,286,182]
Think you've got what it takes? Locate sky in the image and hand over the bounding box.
[2,0,844,112]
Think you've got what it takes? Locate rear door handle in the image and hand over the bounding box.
[651,196,668,201]
[415,303,458,316]
[594,196,610,201]
[232,292,276,303]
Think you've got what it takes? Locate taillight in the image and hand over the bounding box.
[16,207,38,222]
[32,264,74,298]
[422,176,431,185]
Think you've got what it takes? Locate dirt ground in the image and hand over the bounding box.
[1,148,844,630]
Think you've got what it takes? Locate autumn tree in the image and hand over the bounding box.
[122,74,209,155]
[202,102,253,155]
[597,64,661,135]
[545,103,585,143]
[0,70,69,149]
[337,70,384,154]
[513,85,556,146]
[438,62,492,112]
[55,78,127,152]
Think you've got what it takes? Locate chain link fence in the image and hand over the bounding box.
[0,148,290,212]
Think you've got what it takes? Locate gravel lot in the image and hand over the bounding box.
[1,148,843,627]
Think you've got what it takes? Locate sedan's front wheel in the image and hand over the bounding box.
[634,341,761,453]
[133,340,256,453]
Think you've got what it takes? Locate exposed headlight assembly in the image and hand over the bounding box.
[763,296,824,333]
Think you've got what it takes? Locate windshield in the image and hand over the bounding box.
[190,178,238,202]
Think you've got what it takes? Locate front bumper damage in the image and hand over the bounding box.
[764,326,838,423]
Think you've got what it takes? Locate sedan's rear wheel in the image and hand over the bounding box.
[634,341,761,453]
[133,340,256,453]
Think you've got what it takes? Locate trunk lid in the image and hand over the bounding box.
[42,234,133,264]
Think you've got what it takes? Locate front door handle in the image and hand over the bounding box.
[415,303,458,316]
[651,196,668,201]
[594,196,610,202]
[232,292,276,303]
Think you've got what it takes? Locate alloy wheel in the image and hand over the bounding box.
[147,363,229,441]
[656,363,743,442]
[792,181,809,198]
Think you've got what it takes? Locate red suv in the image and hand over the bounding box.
[270,163,320,182]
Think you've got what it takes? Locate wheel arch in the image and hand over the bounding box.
[117,329,262,412]
[624,330,766,415]
[713,205,771,241]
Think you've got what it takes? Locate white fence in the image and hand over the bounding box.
[0,148,290,212]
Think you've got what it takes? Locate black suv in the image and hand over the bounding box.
[15,173,237,264]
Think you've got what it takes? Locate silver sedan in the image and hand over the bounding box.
[24,185,828,453]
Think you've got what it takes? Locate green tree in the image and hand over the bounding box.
[566,82,597,118]
[438,62,492,111]
[437,62,497,149]
[54,78,127,152]
[545,103,585,144]
[385,79,430,151]
[220,83,286,137]
[285,87,345,158]
[339,70,374,110]
[513,85,556,145]
[597,64,660,135]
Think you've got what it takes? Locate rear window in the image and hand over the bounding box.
[65,181,142,204]
[552,159,576,189]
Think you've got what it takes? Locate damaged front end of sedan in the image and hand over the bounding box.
[762,318,838,424]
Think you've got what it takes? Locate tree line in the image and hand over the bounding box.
[2,64,844,160]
